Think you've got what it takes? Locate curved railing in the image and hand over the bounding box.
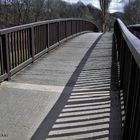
[0,18,98,82]
[114,19,140,140]
[128,24,140,39]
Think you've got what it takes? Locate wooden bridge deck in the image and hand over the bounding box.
[0,33,122,140]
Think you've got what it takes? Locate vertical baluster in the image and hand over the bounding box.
[22,30,25,62]
[2,34,10,80]
[8,34,12,70]
[33,27,36,56]
[47,23,50,50]
[39,26,42,52]
[0,37,4,75]
[27,29,29,59]
[16,32,19,65]
[27,29,31,58]
[39,26,41,52]
[24,30,27,60]
[11,33,14,68]
[65,21,67,38]
[30,27,35,62]
[17,31,20,64]
[130,70,140,140]
[49,23,52,46]
[43,25,46,50]
[14,32,17,67]
[58,21,60,43]
[20,30,23,63]
[123,58,137,140]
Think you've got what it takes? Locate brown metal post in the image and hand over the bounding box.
[0,37,4,75]
[58,21,60,43]
[30,27,35,62]
[65,21,67,38]
[71,20,72,35]
[47,23,50,52]
[2,34,11,80]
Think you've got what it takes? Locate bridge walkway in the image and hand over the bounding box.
[0,33,122,140]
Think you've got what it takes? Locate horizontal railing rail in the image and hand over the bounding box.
[0,18,98,82]
[128,24,140,39]
[114,19,140,140]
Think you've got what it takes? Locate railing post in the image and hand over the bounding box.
[2,34,11,80]
[30,27,35,62]
[0,37,4,75]
[65,21,67,38]
[75,20,77,33]
[71,20,72,35]
[47,23,50,52]
[58,21,60,43]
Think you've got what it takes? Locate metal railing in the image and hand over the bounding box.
[128,24,140,39]
[0,18,98,82]
[114,19,140,140]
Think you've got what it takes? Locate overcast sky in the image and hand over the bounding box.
[64,0,129,13]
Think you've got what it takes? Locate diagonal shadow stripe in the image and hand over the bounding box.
[55,116,110,124]
[47,128,109,138]
[52,121,110,130]
[31,34,103,140]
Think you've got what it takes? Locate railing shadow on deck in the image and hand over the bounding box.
[31,34,122,140]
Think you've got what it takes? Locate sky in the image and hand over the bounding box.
[64,0,129,13]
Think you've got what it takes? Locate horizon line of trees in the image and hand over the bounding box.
[0,0,139,31]
[0,0,104,30]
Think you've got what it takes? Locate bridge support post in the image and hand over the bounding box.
[47,23,50,52]
[30,27,35,62]
[58,21,60,44]
[2,34,11,80]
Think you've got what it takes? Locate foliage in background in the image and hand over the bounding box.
[123,0,140,25]
[0,0,103,30]
[0,0,139,31]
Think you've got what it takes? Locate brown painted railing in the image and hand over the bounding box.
[0,18,98,82]
[114,19,140,140]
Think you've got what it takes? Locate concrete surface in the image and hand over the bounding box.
[31,33,121,140]
[0,33,102,140]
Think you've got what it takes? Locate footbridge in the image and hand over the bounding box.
[0,18,140,140]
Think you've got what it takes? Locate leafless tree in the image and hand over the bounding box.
[11,0,24,25]
[99,0,111,32]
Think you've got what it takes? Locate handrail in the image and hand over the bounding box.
[114,19,140,140]
[127,24,140,39]
[0,18,97,34]
[128,24,140,30]
[115,19,140,68]
[0,18,98,82]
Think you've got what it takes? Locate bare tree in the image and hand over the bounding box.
[32,0,45,21]
[4,0,8,26]
[0,0,105,30]
[22,0,33,23]
[99,0,111,32]
[11,0,24,25]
